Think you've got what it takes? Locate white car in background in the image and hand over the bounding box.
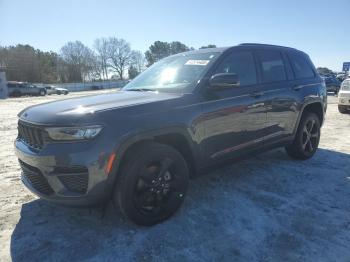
[44,85,69,95]
[338,78,350,113]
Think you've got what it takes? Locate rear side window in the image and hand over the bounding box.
[257,50,286,83]
[214,51,257,86]
[288,52,315,79]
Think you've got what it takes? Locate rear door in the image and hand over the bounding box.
[29,85,39,95]
[255,49,300,143]
[21,84,31,95]
[286,50,319,123]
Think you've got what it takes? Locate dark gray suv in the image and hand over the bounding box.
[15,44,327,225]
[8,81,47,97]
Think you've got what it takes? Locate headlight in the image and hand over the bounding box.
[46,125,102,141]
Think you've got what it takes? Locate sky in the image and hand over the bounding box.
[0,0,349,71]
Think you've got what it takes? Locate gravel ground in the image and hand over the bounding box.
[0,92,349,262]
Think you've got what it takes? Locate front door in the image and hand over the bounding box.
[200,50,268,163]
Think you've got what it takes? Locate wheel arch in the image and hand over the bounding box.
[112,128,198,181]
[291,101,325,139]
[301,102,324,126]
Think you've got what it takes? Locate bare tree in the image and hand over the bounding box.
[60,41,95,82]
[106,37,133,80]
[89,52,105,81]
[93,38,109,80]
[0,39,146,83]
[130,50,146,74]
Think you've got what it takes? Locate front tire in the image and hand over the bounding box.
[285,112,320,160]
[39,90,46,96]
[114,142,189,226]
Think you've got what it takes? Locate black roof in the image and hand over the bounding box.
[179,43,301,56]
[238,43,300,51]
[179,47,229,55]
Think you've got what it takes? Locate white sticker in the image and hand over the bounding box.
[185,60,210,66]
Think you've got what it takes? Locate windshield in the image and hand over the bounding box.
[123,52,219,92]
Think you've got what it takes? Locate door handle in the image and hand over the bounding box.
[250,91,264,98]
[292,85,303,91]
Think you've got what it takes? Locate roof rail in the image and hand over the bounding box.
[239,43,292,49]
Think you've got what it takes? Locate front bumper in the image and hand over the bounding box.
[15,138,116,206]
[338,91,350,106]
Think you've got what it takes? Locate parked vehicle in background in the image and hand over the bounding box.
[15,44,327,226]
[44,85,69,95]
[7,81,46,97]
[336,73,347,82]
[338,78,350,113]
[44,85,56,95]
[324,76,341,94]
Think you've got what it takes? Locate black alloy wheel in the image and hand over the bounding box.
[285,112,320,160]
[300,118,319,154]
[133,158,184,215]
[115,142,189,226]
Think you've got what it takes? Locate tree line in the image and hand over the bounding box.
[0,39,216,83]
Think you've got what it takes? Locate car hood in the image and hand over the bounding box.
[19,91,182,125]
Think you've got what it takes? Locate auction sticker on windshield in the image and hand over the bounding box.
[185,60,210,66]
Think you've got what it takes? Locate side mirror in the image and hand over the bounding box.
[209,73,240,89]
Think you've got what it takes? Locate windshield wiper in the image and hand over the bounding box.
[126,88,156,92]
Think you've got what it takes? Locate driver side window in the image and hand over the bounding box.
[214,51,257,86]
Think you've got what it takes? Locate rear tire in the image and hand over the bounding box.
[285,112,320,160]
[114,142,189,226]
[338,105,347,114]
[39,90,46,96]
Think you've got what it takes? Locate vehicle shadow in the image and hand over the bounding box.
[10,148,350,262]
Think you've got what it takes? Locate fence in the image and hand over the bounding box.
[51,80,128,92]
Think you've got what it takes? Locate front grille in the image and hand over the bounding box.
[19,160,54,195]
[17,121,45,149]
[58,174,88,194]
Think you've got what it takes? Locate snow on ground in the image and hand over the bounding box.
[0,92,349,262]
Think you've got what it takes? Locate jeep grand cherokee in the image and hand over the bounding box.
[15,44,327,226]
